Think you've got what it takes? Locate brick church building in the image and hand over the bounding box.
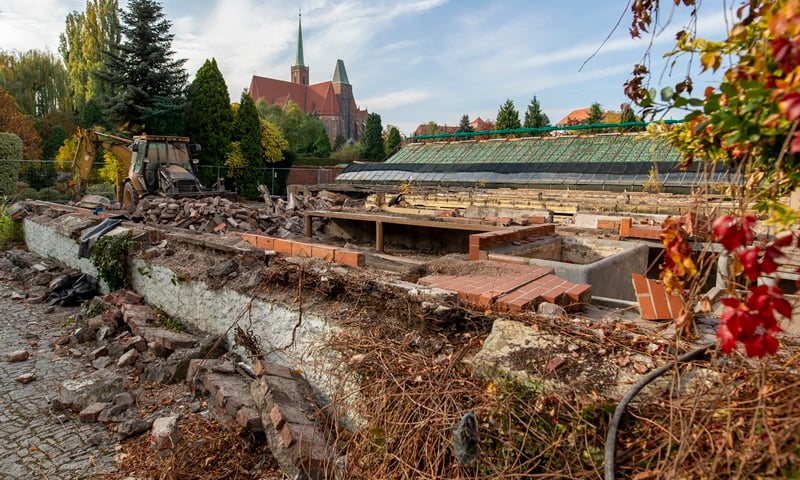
[248,13,368,146]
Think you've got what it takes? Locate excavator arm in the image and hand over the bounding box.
[70,127,134,202]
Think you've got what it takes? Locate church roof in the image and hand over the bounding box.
[249,75,341,116]
[332,59,350,85]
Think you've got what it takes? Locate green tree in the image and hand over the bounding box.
[258,99,330,157]
[310,126,332,158]
[0,50,71,117]
[586,102,604,125]
[456,114,474,134]
[495,99,521,132]
[419,121,443,136]
[386,125,401,156]
[185,58,233,187]
[230,90,263,198]
[0,88,43,160]
[260,119,288,164]
[333,134,346,151]
[59,0,121,117]
[97,0,187,134]
[0,133,22,196]
[360,112,385,162]
[523,96,550,134]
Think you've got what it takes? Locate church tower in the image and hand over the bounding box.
[290,11,309,86]
[333,59,355,139]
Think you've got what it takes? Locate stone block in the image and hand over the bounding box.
[236,406,263,431]
[117,349,138,367]
[4,349,30,362]
[151,415,181,451]
[79,402,110,423]
[55,369,125,413]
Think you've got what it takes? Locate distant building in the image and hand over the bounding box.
[412,116,494,137]
[248,13,368,146]
[555,108,592,127]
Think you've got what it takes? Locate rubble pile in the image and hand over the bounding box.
[132,191,350,237]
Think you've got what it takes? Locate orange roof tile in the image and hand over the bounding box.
[556,107,591,127]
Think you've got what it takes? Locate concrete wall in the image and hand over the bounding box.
[489,236,647,301]
[527,239,647,301]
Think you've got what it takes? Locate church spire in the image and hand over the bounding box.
[294,10,305,67]
[290,10,309,85]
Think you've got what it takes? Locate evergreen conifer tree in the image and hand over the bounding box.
[185,58,233,187]
[495,99,521,133]
[98,0,187,134]
[360,112,385,162]
[523,96,550,135]
[456,114,474,134]
[386,126,401,156]
[230,91,263,198]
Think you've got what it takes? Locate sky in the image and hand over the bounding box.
[0,0,731,136]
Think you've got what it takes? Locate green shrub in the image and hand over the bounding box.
[87,183,115,199]
[0,205,23,250]
[18,187,38,200]
[90,232,133,291]
[0,133,22,197]
[37,187,64,201]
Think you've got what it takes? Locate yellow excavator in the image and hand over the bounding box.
[70,127,214,211]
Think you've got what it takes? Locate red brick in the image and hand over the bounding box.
[273,239,293,254]
[620,218,632,237]
[566,283,592,307]
[240,233,258,247]
[597,219,621,230]
[668,294,685,318]
[312,245,336,261]
[257,236,275,250]
[469,245,481,261]
[528,215,546,224]
[213,223,227,233]
[637,293,657,320]
[649,279,672,319]
[291,242,313,257]
[269,405,286,430]
[334,249,364,267]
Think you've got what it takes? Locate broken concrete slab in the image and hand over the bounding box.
[134,326,199,350]
[53,368,125,413]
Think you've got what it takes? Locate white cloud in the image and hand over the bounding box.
[360,89,434,111]
[0,0,83,53]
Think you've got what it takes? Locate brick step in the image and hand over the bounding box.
[419,262,591,313]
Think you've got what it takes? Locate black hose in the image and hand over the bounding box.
[604,344,713,480]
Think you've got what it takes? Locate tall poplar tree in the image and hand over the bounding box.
[97,0,187,134]
[59,0,120,123]
[185,58,232,186]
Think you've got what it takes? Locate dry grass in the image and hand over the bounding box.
[321,304,800,480]
[97,412,281,480]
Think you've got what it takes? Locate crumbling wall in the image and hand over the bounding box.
[23,217,341,403]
